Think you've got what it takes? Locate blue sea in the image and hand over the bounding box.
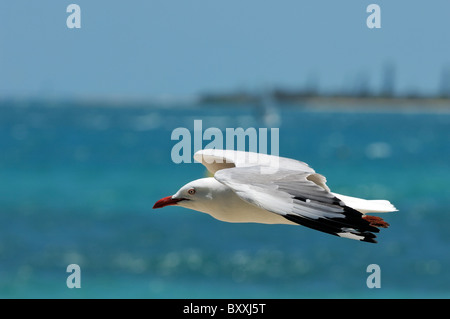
[0,100,449,298]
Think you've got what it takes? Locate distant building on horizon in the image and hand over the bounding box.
[381,62,395,97]
[439,67,450,98]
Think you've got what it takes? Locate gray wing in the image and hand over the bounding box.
[214,166,380,243]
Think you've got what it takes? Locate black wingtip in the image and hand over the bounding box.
[362,237,378,244]
[284,211,381,244]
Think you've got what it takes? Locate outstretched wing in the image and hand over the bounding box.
[194,149,315,174]
[214,166,382,243]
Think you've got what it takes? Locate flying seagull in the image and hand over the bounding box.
[153,149,397,243]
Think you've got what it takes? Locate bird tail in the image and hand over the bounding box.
[332,193,398,214]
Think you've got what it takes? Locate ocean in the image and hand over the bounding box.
[0,100,449,298]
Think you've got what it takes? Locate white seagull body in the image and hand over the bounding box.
[153,149,397,243]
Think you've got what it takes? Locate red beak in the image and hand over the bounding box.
[153,196,183,209]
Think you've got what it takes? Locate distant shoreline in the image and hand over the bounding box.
[1,94,450,112]
[198,92,450,113]
[199,92,450,106]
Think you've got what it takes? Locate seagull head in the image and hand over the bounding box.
[153,177,226,211]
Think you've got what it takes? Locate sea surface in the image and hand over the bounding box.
[0,100,449,298]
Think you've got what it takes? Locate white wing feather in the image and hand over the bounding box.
[194,149,315,175]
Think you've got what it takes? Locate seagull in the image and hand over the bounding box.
[153,149,397,243]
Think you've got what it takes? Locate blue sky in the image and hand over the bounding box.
[0,1,449,99]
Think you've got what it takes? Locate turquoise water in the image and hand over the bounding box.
[0,101,449,298]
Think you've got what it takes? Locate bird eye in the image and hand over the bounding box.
[188,188,196,195]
